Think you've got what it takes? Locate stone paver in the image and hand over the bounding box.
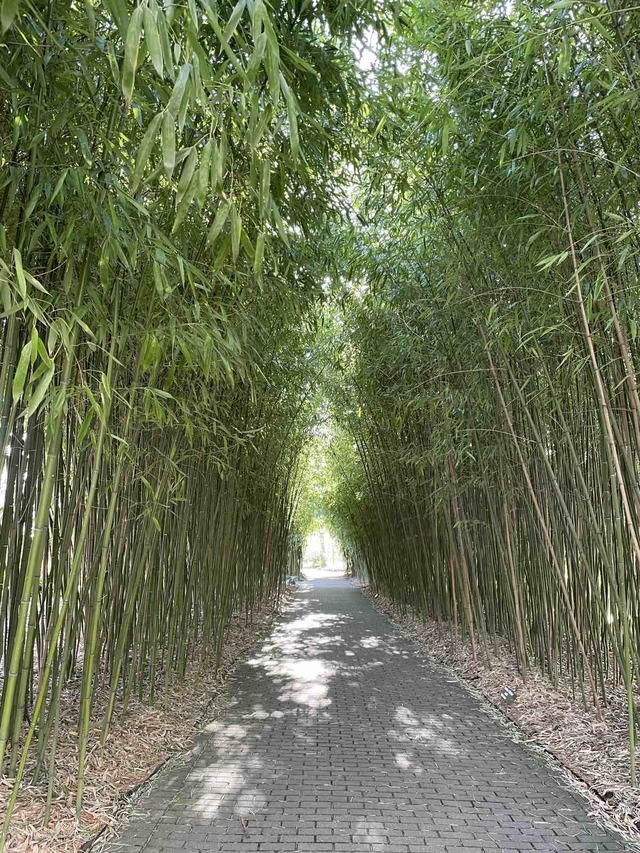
[103,573,627,852]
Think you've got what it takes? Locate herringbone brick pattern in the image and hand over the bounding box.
[102,575,627,852]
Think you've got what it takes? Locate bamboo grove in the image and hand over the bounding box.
[4,0,640,842]
[324,0,640,784]
[0,0,398,842]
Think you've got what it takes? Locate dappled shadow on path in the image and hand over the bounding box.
[107,578,626,853]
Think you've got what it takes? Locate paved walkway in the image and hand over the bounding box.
[104,574,626,852]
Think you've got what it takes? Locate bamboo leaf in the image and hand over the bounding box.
[171,173,198,233]
[281,75,299,161]
[12,339,32,401]
[104,0,128,36]
[133,112,163,190]
[25,269,47,293]
[157,9,174,78]
[75,128,93,166]
[107,40,120,84]
[254,231,265,281]
[263,17,280,101]
[0,268,11,313]
[196,140,212,207]
[259,159,271,216]
[207,200,231,244]
[77,409,94,443]
[12,247,26,298]
[0,0,19,31]
[122,4,144,103]
[161,111,176,179]
[25,364,55,419]
[143,6,163,77]
[153,260,165,297]
[221,0,246,46]
[176,147,197,205]
[230,202,241,261]
[141,333,161,372]
[167,63,191,118]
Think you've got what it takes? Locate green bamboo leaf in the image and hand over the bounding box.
[29,326,39,362]
[84,386,104,422]
[282,77,299,161]
[133,112,163,190]
[537,251,569,271]
[75,127,93,166]
[251,0,264,35]
[167,63,191,118]
[143,6,163,76]
[210,139,222,189]
[24,185,42,221]
[263,18,280,101]
[196,140,212,207]
[106,41,120,84]
[270,200,289,247]
[153,260,164,297]
[172,174,198,233]
[141,333,161,372]
[1,0,19,31]
[187,0,198,30]
[156,9,174,78]
[177,147,197,205]
[77,409,94,443]
[161,111,176,179]
[25,269,47,293]
[25,364,55,419]
[99,371,111,407]
[0,61,16,88]
[207,200,231,244]
[70,311,96,339]
[104,0,128,37]
[247,30,266,79]
[259,159,270,216]
[121,4,144,103]
[254,231,265,281]
[221,0,246,46]
[12,247,26,298]
[36,337,53,369]
[151,387,174,399]
[230,202,241,261]
[12,339,32,401]
[0,268,11,313]
[84,0,95,38]
[442,118,449,154]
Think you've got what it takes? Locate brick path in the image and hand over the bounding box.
[103,574,627,852]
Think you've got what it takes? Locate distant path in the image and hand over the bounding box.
[104,572,626,852]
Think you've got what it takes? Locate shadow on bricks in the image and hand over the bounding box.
[100,571,629,853]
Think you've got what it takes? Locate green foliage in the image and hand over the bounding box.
[4,0,640,832]
[296,427,333,538]
[0,0,390,837]
[323,0,640,785]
